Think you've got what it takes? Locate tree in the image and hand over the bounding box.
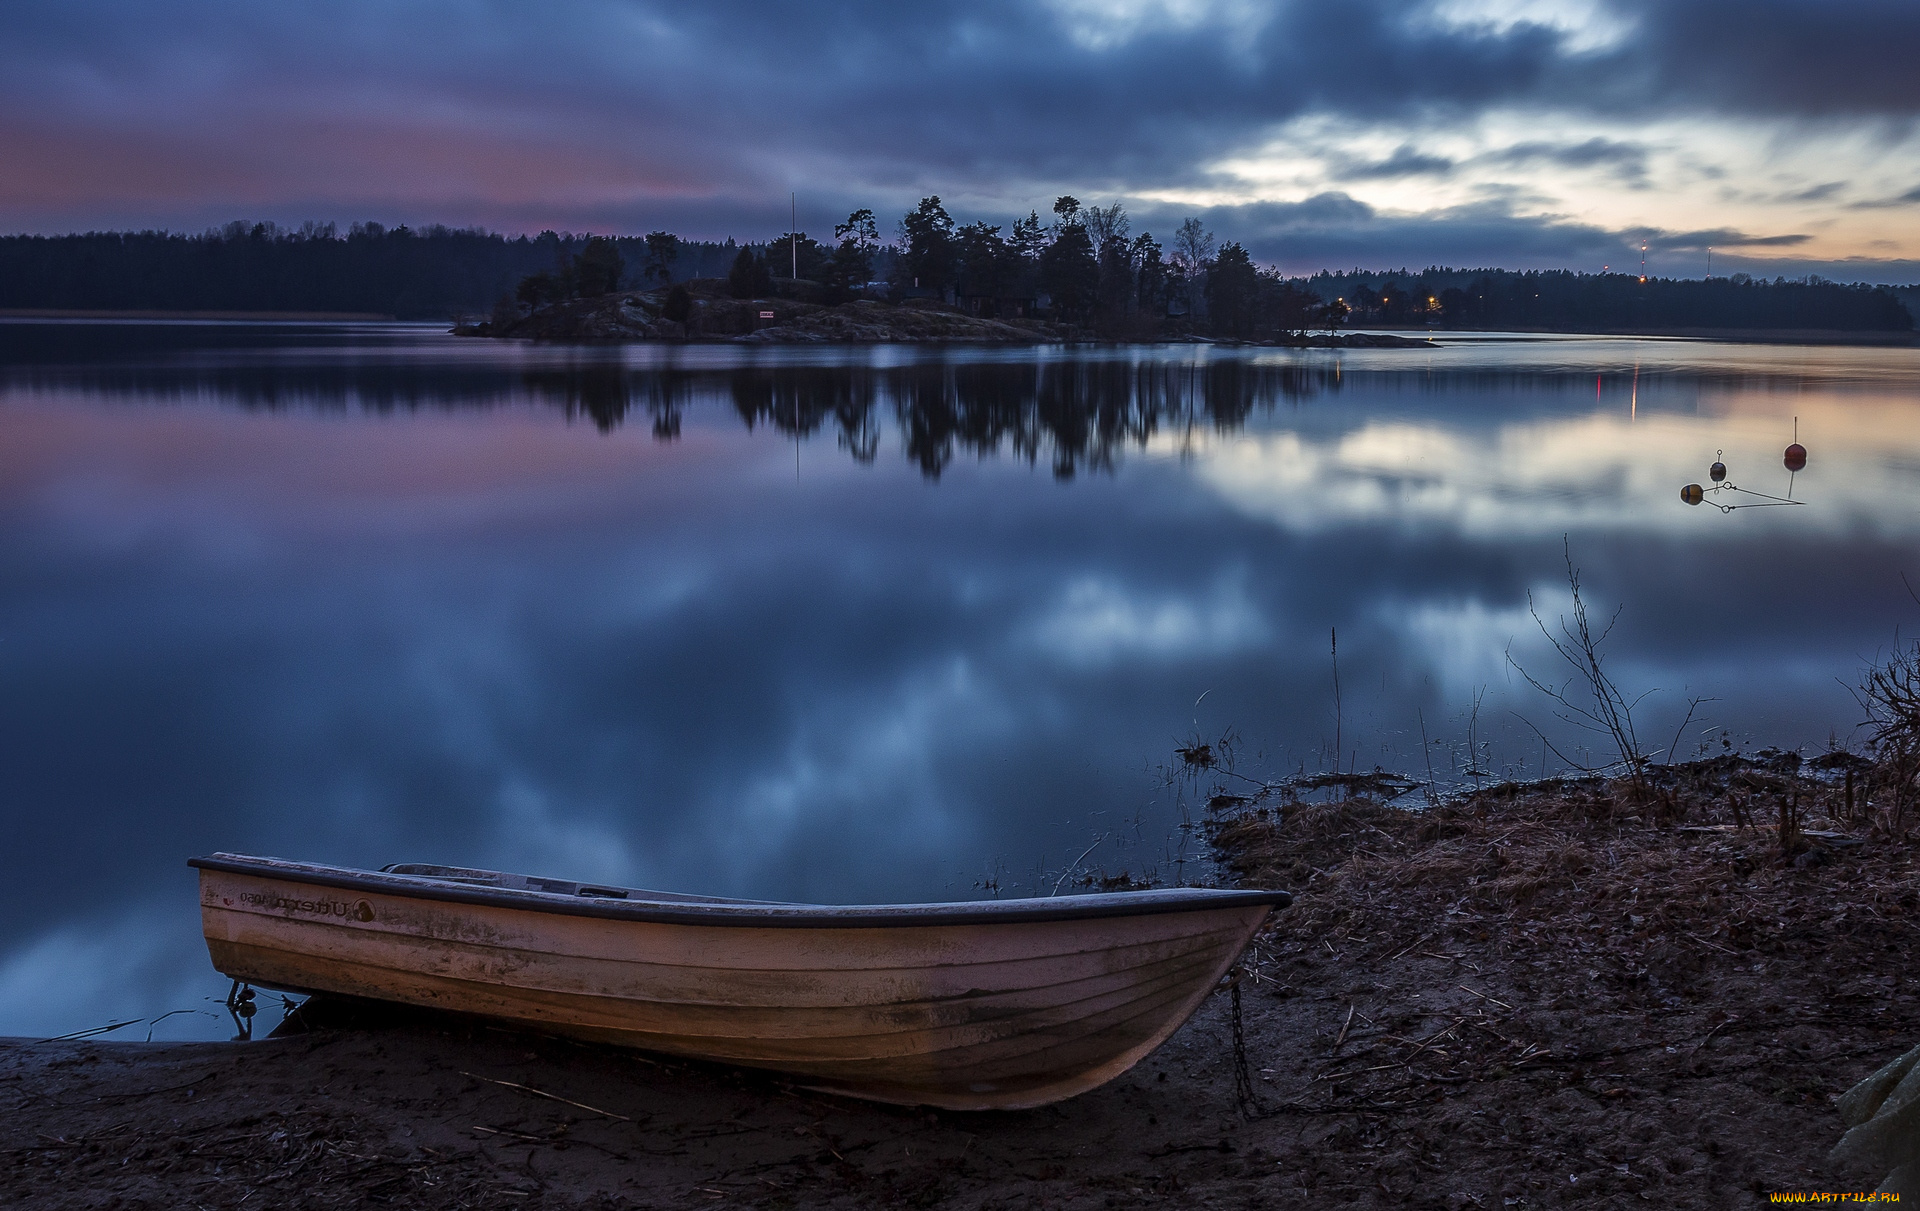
[489,292,518,331]
[954,222,1012,308]
[1093,233,1136,331]
[1010,212,1046,264]
[1264,275,1316,338]
[643,231,680,285]
[1084,202,1129,249]
[663,283,691,322]
[1206,242,1259,338]
[515,271,560,313]
[1132,233,1167,317]
[897,196,956,294]
[1315,294,1350,333]
[1039,218,1097,324]
[823,208,879,301]
[1379,281,1414,323]
[727,247,772,299]
[1170,218,1215,279]
[769,232,828,280]
[573,236,623,296]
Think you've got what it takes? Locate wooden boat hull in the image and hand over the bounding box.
[191,855,1287,1110]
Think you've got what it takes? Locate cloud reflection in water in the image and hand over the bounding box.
[1,324,1916,1039]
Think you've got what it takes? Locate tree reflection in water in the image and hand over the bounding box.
[543,359,1333,479]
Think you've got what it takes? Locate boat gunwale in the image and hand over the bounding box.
[190,853,1289,929]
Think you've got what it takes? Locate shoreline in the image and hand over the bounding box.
[2,308,1906,346]
[0,308,397,321]
[6,756,1910,1206]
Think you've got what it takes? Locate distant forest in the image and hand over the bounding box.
[0,211,1912,335]
[0,222,807,320]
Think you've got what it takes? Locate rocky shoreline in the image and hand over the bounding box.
[452,283,1439,348]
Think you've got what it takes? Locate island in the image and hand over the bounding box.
[451,278,1437,346]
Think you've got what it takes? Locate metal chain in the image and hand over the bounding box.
[1229,971,1268,1119]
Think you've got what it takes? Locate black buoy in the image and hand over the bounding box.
[1681,483,1704,505]
[1709,460,1726,482]
[1785,443,1807,472]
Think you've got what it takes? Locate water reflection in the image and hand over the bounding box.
[1,321,1918,1041]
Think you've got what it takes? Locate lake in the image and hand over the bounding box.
[2,320,1916,1040]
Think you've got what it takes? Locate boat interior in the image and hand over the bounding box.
[380,863,783,906]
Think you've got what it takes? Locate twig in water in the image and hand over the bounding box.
[144,1008,211,1042]
[1333,1003,1356,1051]
[1050,834,1106,895]
[1666,696,1715,765]
[1507,541,1653,800]
[1331,628,1343,781]
[1418,707,1438,805]
[37,1019,141,1043]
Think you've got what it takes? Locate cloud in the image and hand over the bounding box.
[1644,227,1814,250]
[1606,0,1920,118]
[1332,146,1459,181]
[1130,194,1629,271]
[0,1,1916,269]
[1850,185,1920,210]
[1786,182,1847,203]
[1482,137,1650,181]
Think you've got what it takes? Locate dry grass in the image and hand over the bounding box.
[1193,751,1920,1201]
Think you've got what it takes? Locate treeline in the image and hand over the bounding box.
[507,196,1314,339]
[1303,267,1913,332]
[841,195,1318,340]
[1,213,1912,334]
[0,222,810,320]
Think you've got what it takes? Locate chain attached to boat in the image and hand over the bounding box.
[1226,968,1269,1120]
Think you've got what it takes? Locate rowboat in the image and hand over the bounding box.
[190,853,1289,1110]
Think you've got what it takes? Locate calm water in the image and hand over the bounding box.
[3,320,1917,1040]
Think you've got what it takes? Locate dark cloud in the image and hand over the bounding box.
[1646,227,1814,249]
[1482,137,1651,183]
[1608,0,1920,118]
[0,1,1914,268]
[1129,195,1660,273]
[1117,193,1604,272]
[1849,185,1920,209]
[1331,146,1457,181]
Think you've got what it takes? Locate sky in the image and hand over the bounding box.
[3,0,1919,279]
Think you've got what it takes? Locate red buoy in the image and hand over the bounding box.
[1681,483,1704,505]
[1784,443,1807,472]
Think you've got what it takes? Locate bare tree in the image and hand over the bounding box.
[1508,543,1652,799]
[1084,202,1129,248]
[1171,218,1216,277]
[1858,632,1920,837]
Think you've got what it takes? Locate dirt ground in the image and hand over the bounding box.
[5,756,1915,1208]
